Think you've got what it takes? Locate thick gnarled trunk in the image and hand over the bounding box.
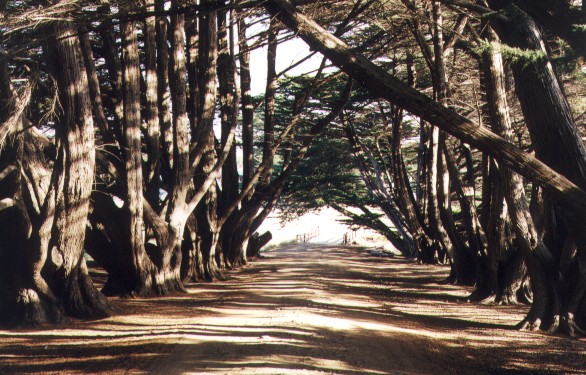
[4,24,114,325]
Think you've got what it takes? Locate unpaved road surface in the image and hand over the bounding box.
[0,244,584,374]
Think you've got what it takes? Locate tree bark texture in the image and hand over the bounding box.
[194,2,222,280]
[121,17,157,296]
[144,0,161,208]
[217,9,239,216]
[238,14,255,187]
[260,18,278,188]
[156,0,173,173]
[472,28,528,304]
[50,23,112,320]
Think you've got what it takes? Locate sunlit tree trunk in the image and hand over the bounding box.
[156,0,173,174]
[440,135,478,285]
[424,126,450,264]
[431,1,480,279]
[144,0,161,208]
[162,0,190,291]
[1,36,61,325]
[120,15,157,296]
[195,0,221,280]
[38,24,112,321]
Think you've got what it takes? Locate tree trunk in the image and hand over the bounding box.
[156,0,173,173]
[48,23,113,320]
[389,110,434,259]
[431,1,479,282]
[0,55,68,325]
[440,136,478,285]
[471,27,527,304]
[97,6,124,144]
[194,1,222,280]
[186,18,200,135]
[217,9,239,215]
[238,15,255,187]
[487,3,586,334]
[121,16,158,296]
[162,0,191,292]
[247,231,272,258]
[181,214,205,282]
[344,121,416,256]
[78,30,113,145]
[144,0,161,208]
[260,18,278,188]
[424,127,451,264]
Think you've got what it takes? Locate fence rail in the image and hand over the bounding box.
[296,228,319,243]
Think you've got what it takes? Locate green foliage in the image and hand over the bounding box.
[280,124,364,221]
[477,40,547,67]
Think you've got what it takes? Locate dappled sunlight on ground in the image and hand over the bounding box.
[0,244,584,374]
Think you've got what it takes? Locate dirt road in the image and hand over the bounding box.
[0,244,584,374]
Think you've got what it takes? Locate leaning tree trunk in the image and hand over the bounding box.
[262,0,586,214]
[389,110,434,259]
[263,0,586,335]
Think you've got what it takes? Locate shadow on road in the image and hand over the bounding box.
[0,244,583,374]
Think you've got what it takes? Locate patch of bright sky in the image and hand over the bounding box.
[247,21,326,95]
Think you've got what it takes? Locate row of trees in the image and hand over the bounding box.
[0,0,353,325]
[275,0,586,335]
[1,0,586,337]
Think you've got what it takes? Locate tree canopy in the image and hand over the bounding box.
[1,0,586,338]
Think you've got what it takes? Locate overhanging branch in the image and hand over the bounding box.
[262,0,586,219]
